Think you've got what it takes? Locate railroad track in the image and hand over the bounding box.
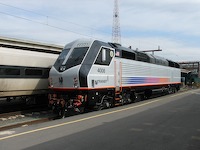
[0,108,55,131]
[0,87,191,132]
[0,98,48,114]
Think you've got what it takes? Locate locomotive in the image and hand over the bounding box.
[48,39,181,116]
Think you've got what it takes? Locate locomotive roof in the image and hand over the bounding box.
[108,42,137,54]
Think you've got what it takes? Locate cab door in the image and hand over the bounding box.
[114,60,122,92]
[89,47,115,88]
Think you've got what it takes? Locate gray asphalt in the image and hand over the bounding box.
[1,89,200,150]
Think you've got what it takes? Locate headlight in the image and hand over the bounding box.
[49,78,53,87]
[60,66,66,72]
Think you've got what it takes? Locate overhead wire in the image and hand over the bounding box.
[0,1,173,55]
[0,2,112,36]
[0,11,99,39]
[0,2,158,46]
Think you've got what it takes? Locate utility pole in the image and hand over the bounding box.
[112,0,121,44]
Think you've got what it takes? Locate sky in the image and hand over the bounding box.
[0,0,200,62]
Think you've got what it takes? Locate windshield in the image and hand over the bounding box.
[64,47,89,70]
[53,48,70,71]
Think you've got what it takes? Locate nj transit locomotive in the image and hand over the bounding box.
[49,39,181,116]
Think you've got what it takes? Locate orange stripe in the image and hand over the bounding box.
[49,82,181,91]
[159,78,169,83]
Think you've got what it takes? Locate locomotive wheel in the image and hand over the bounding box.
[130,92,137,103]
[74,107,85,114]
[144,90,152,99]
[59,108,65,119]
[95,95,111,110]
[122,92,132,105]
[96,101,109,110]
[173,87,177,93]
[95,104,104,111]
[52,106,65,119]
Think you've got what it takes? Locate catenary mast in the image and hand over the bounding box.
[112,0,121,44]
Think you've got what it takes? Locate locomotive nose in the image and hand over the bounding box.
[50,65,81,89]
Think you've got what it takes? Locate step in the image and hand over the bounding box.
[115,97,121,101]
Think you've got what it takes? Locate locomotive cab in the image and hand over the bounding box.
[49,39,115,89]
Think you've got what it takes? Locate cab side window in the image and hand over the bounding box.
[95,48,114,66]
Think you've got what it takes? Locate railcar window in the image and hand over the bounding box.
[122,51,135,60]
[95,48,114,66]
[25,69,42,76]
[0,68,20,75]
[43,69,50,78]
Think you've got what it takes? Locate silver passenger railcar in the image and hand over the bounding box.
[0,37,62,103]
[49,39,181,116]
